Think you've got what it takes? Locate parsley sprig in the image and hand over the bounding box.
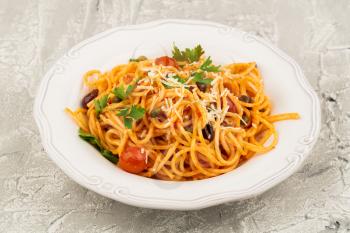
[78,129,118,163]
[94,95,109,116]
[117,105,146,129]
[163,74,186,89]
[172,44,204,63]
[112,84,135,101]
[192,72,213,84]
[200,56,220,72]
[173,75,186,84]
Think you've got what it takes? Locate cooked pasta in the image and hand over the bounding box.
[66,44,300,181]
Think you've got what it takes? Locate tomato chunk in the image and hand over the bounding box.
[119,146,147,174]
[227,97,237,113]
[155,56,179,68]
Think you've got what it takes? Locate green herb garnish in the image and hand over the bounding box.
[100,149,118,163]
[129,55,147,62]
[174,75,191,90]
[129,105,146,120]
[200,56,220,72]
[123,117,133,129]
[79,129,101,148]
[117,105,146,129]
[112,84,135,101]
[172,44,204,63]
[94,95,109,116]
[192,72,213,85]
[163,74,186,89]
[173,75,186,84]
[78,129,118,163]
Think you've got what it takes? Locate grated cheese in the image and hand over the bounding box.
[148,70,157,77]
[174,87,182,97]
[161,76,189,89]
[140,130,147,139]
[137,85,154,90]
[162,98,176,116]
[220,105,229,123]
[164,98,170,111]
[220,88,229,97]
[207,84,218,103]
[210,74,222,85]
[185,75,195,84]
[207,107,220,122]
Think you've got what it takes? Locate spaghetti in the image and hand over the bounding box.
[66,44,300,181]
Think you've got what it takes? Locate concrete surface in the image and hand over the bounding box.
[0,0,350,232]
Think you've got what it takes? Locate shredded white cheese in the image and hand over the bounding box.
[136,85,154,91]
[148,70,157,77]
[206,103,229,124]
[220,88,229,97]
[162,98,176,116]
[174,87,182,97]
[161,75,189,89]
[185,75,195,84]
[167,73,175,78]
[220,105,229,123]
[207,107,221,122]
[140,130,147,139]
[207,86,218,103]
[210,73,222,85]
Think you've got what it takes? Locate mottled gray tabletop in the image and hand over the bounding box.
[1,0,350,232]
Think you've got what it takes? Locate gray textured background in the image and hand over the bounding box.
[1,0,350,232]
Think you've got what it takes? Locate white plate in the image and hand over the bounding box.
[34,19,321,210]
